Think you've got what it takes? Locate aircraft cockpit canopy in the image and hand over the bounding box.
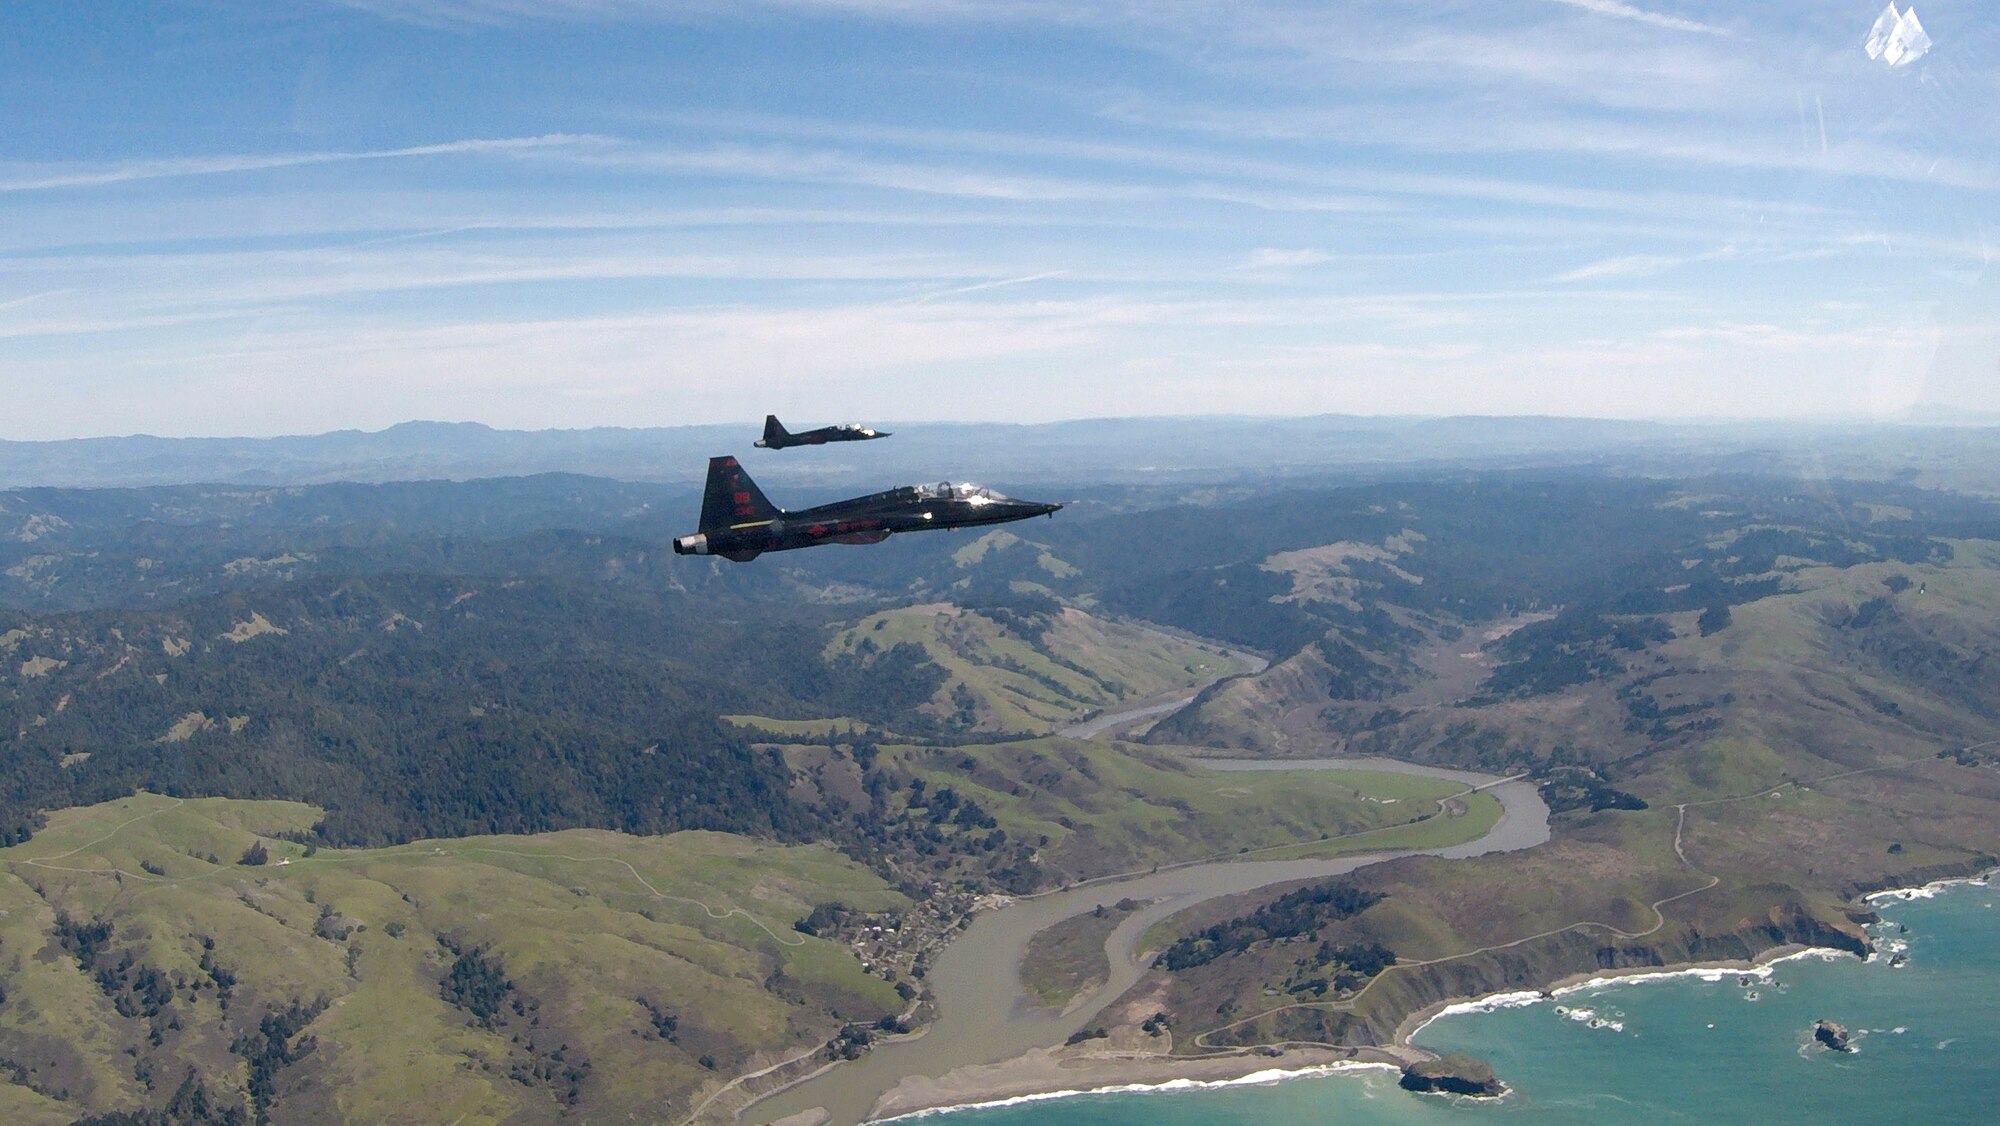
[915,482,1003,504]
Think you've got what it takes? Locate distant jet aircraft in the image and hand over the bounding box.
[754,414,889,449]
[673,456,1059,562]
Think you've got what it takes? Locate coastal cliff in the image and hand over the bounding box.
[1846,859,2000,902]
[1150,794,2000,1060]
[1167,890,1873,1051]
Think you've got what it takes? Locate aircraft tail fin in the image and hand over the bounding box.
[700,456,780,532]
[760,414,790,446]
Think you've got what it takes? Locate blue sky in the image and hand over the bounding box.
[2,0,1995,438]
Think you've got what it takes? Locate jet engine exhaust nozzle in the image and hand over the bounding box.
[672,534,710,556]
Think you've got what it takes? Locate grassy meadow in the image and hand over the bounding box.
[890,738,1498,883]
[826,604,1245,734]
[0,795,904,1123]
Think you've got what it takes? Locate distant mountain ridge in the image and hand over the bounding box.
[0,420,738,489]
[7,415,2000,506]
[0,413,1955,490]
[3,415,1661,490]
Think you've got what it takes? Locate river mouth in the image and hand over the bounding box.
[744,754,1550,1125]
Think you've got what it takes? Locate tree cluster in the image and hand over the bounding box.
[1159,880,1383,970]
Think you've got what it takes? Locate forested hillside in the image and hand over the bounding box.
[7,468,1999,852]
[5,457,2000,1122]
[0,575,949,846]
[1144,474,2000,770]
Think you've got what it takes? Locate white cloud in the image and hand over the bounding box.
[1543,0,1729,36]
[897,270,1068,304]
[0,243,1021,328]
[6,0,1995,435]
[2,282,1978,435]
[1240,248,1330,270]
[1549,244,1737,284]
[0,289,70,312]
[0,135,607,193]
[336,0,1075,29]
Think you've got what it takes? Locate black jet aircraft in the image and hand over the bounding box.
[754,414,889,449]
[673,456,1059,562]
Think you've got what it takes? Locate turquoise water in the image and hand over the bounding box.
[920,878,1999,1125]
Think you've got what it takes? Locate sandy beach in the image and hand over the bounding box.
[867,1042,1416,1122]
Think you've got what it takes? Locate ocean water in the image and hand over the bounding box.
[917,877,1999,1126]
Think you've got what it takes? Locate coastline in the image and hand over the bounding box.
[867,1045,1409,1123]
[850,943,1864,1124]
[848,868,2000,1124]
[1863,868,1994,905]
[1391,942,1827,1048]
[1395,867,1997,1050]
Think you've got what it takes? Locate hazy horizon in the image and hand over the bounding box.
[9,404,2000,447]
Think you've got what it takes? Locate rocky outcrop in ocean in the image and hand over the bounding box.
[1399,1053,1504,1096]
[1814,1020,1853,1052]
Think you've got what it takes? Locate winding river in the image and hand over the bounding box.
[746,707,1551,1125]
